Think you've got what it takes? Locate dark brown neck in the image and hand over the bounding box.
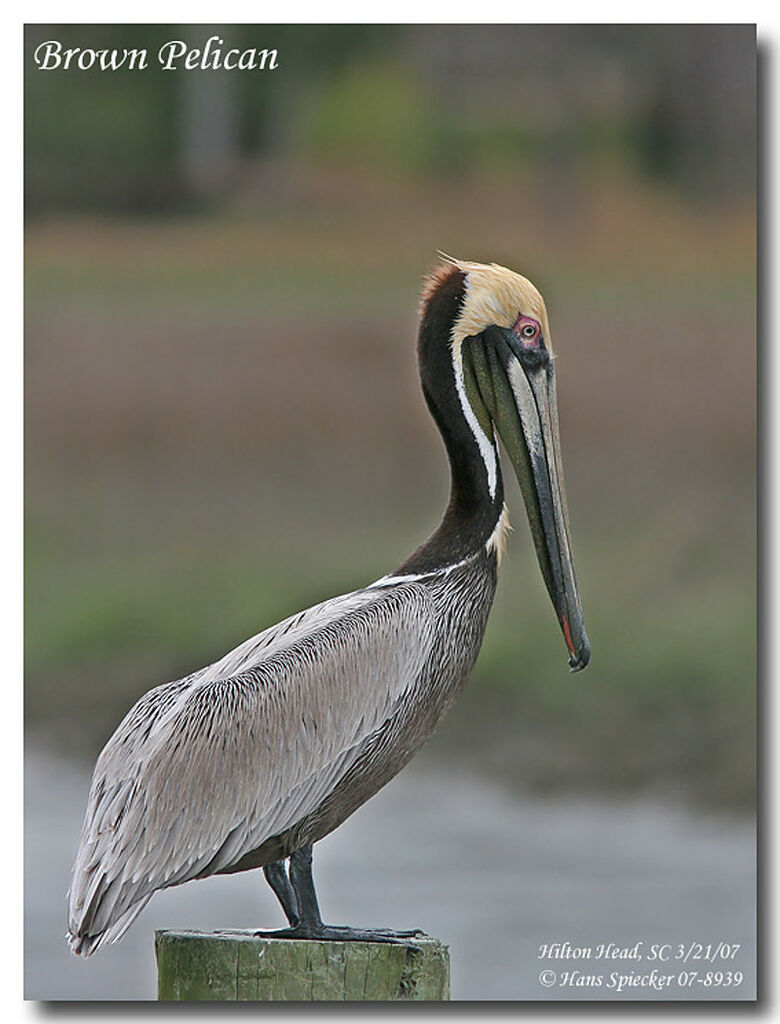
[395,268,504,576]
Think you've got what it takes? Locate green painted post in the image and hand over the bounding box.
[155,930,450,1001]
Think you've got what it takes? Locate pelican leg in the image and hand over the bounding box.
[263,860,299,927]
[254,844,424,947]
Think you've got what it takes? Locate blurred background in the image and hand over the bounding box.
[24,24,756,1000]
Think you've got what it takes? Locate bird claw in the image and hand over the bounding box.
[371,927,426,938]
[252,924,423,951]
[253,926,299,940]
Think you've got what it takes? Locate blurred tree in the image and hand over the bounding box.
[24,23,396,212]
[636,25,756,196]
[179,26,240,202]
[25,24,181,212]
[24,24,756,214]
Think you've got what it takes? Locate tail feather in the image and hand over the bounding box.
[67,894,152,957]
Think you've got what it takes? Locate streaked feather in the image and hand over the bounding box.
[68,579,438,955]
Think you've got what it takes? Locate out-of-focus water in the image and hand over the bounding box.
[25,742,756,1001]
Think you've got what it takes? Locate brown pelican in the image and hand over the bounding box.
[68,256,589,956]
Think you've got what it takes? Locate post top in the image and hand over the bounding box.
[155,928,451,1001]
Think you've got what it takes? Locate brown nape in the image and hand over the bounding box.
[418,261,465,320]
[393,264,504,577]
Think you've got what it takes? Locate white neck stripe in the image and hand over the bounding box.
[450,344,498,499]
[369,511,508,589]
[368,557,472,588]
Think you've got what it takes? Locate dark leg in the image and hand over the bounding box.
[254,844,424,947]
[287,844,323,930]
[263,860,299,927]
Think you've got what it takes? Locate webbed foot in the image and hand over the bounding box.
[252,923,423,950]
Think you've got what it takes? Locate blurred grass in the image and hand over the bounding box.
[25,169,755,808]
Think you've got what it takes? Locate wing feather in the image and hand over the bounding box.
[68,581,434,955]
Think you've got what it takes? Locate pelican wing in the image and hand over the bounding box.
[68,580,435,955]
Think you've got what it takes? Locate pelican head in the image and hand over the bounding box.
[421,256,590,671]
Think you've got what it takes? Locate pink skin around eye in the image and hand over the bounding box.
[513,313,542,348]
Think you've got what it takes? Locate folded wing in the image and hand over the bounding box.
[68,580,435,955]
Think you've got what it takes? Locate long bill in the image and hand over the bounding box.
[463,327,590,671]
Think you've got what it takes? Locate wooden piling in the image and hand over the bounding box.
[155,929,450,1001]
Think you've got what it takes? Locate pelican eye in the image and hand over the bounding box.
[521,324,537,339]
